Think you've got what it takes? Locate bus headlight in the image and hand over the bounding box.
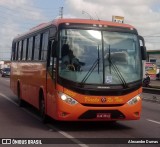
[58,92,78,105]
[127,94,141,105]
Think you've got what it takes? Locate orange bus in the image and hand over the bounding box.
[11,18,146,122]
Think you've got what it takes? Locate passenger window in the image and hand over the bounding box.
[41,32,49,60]
[16,42,19,60]
[34,34,41,60]
[18,41,22,60]
[12,42,17,61]
[28,37,33,60]
[22,39,27,60]
[49,27,56,38]
[26,38,29,60]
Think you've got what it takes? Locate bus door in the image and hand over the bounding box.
[46,39,57,117]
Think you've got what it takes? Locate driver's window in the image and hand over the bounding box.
[48,40,56,79]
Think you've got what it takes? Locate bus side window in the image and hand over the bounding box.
[21,40,24,60]
[12,42,16,61]
[26,38,29,60]
[48,40,56,79]
[41,31,49,61]
[16,42,19,60]
[49,27,56,38]
[31,36,35,60]
[39,34,43,60]
[34,34,41,60]
[28,37,33,60]
[18,41,22,61]
[22,39,27,60]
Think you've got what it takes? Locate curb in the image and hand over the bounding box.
[149,85,160,89]
[142,92,160,104]
[143,97,160,104]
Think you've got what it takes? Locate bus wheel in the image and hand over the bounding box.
[17,83,24,107]
[39,94,47,123]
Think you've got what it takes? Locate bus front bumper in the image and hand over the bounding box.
[55,99,142,121]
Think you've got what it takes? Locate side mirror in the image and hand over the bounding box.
[141,46,147,60]
[139,36,147,60]
[52,40,58,57]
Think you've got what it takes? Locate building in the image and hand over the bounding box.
[147,50,160,68]
[0,60,10,70]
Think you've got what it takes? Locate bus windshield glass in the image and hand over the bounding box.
[59,29,141,85]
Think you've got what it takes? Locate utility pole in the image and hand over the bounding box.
[59,7,63,18]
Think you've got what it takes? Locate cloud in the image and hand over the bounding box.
[0,0,44,21]
[64,0,160,50]
[0,0,45,60]
[1,0,160,60]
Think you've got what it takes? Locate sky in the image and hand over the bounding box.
[1,0,160,60]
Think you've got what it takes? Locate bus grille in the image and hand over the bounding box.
[79,110,125,119]
[81,104,124,107]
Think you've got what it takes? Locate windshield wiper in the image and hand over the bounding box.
[81,46,100,84]
[81,58,100,84]
[108,45,128,88]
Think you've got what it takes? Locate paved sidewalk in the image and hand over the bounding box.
[149,80,160,88]
[142,80,160,103]
[142,93,160,103]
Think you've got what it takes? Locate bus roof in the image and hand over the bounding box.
[13,18,136,41]
[51,18,135,29]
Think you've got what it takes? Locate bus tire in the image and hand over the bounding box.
[39,92,48,123]
[17,82,25,107]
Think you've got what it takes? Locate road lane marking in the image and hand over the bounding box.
[0,92,17,105]
[0,92,41,120]
[0,92,88,147]
[47,124,88,147]
[5,79,10,82]
[147,119,160,125]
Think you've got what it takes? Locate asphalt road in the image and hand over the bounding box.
[0,76,159,147]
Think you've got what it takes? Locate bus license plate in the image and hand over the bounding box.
[96,113,111,119]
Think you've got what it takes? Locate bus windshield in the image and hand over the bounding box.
[59,29,141,85]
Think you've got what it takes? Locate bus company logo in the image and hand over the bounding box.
[101,97,106,103]
[85,97,100,103]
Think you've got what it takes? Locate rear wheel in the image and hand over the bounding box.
[17,83,24,107]
[39,93,48,123]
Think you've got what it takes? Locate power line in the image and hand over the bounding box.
[0,20,32,30]
[0,1,64,16]
[0,1,64,60]
[0,5,61,25]
[0,4,59,14]
[0,5,46,20]
[143,32,160,37]
[143,36,160,38]
[9,0,64,11]
[0,0,65,21]
[145,41,160,43]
